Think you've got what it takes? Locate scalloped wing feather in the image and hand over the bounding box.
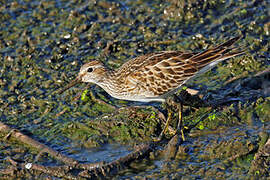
[116,36,244,99]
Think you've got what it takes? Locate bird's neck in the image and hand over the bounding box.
[97,70,122,96]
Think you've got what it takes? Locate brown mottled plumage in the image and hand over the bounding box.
[62,36,244,103]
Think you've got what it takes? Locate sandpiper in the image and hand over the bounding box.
[60,36,244,141]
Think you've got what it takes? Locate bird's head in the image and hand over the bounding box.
[58,60,107,94]
[78,60,106,83]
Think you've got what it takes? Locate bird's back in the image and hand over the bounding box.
[108,36,244,102]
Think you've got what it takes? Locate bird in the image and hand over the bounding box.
[60,36,244,141]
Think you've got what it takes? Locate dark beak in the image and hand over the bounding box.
[58,75,82,94]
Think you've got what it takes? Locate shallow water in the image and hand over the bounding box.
[68,143,131,163]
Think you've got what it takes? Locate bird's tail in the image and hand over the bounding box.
[188,35,245,76]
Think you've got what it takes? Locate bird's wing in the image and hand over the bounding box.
[119,36,244,96]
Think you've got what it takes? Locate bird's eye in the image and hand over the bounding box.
[87,67,93,73]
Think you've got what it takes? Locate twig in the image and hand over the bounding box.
[5,157,78,179]
[0,122,79,166]
[3,142,155,179]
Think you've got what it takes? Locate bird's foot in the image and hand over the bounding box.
[152,135,163,142]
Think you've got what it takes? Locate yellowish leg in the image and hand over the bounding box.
[154,108,172,142]
[154,96,186,142]
[160,109,172,137]
[177,102,185,141]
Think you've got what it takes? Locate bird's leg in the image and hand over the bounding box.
[154,95,186,142]
[176,101,185,141]
[170,94,186,141]
[153,98,175,142]
[156,107,172,141]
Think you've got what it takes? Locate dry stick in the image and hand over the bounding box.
[0,122,78,166]
[5,157,78,180]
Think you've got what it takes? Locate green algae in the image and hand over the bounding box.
[60,107,160,147]
[255,98,270,123]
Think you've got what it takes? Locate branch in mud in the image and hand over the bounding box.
[2,142,154,179]
[0,122,79,166]
[2,157,78,179]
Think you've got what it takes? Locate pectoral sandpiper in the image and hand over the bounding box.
[60,36,244,141]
